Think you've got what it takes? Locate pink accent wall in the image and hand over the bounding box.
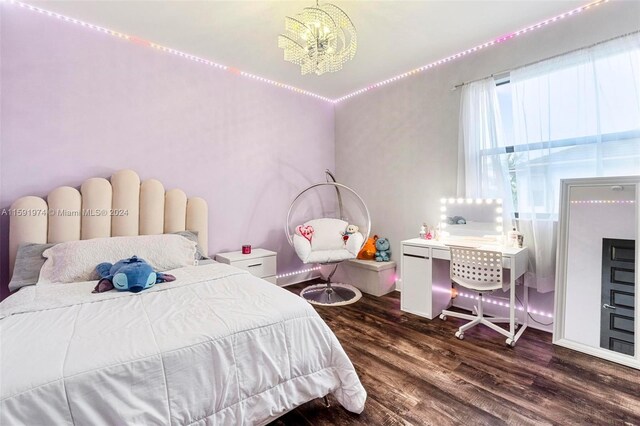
[0,5,335,298]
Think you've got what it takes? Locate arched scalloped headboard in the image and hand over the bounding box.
[8,169,208,276]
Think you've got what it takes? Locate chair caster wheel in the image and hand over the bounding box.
[506,338,516,347]
[455,331,464,340]
[439,314,447,321]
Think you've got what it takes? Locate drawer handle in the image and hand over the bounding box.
[403,253,429,259]
[247,263,262,268]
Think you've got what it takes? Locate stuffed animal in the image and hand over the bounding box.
[375,237,391,262]
[93,256,176,293]
[295,225,314,242]
[358,234,378,260]
[447,216,467,225]
[341,224,359,243]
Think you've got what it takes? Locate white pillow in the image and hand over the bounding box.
[38,234,197,284]
[306,218,348,251]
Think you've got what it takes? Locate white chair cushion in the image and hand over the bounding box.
[292,217,364,264]
[306,248,357,264]
[307,218,348,251]
[345,232,364,257]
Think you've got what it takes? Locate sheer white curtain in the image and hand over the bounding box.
[459,32,640,293]
[457,77,512,206]
[509,32,640,292]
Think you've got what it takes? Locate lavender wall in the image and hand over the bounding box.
[0,5,335,298]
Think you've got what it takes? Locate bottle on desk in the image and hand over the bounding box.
[507,227,522,248]
[419,223,427,239]
[426,226,434,240]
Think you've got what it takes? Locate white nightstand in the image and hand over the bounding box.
[215,249,277,284]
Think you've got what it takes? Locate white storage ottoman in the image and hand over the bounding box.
[321,259,397,297]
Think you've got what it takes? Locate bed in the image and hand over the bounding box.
[0,170,366,425]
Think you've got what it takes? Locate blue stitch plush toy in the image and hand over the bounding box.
[93,256,176,293]
[375,237,391,262]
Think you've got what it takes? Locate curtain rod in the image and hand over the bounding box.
[451,30,640,91]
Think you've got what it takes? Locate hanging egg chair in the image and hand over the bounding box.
[285,170,371,305]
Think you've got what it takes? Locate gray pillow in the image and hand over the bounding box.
[174,231,209,260]
[9,242,55,292]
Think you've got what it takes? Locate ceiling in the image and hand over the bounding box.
[26,0,589,99]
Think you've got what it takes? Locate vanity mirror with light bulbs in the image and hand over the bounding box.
[554,176,639,369]
[438,197,505,243]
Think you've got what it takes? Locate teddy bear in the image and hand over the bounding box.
[341,224,359,243]
[375,237,391,262]
[93,256,176,293]
[358,235,378,260]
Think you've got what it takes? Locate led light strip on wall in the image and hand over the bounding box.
[333,0,611,103]
[457,291,554,318]
[4,0,333,103]
[276,266,322,279]
[570,200,635,204]
[5,0,610,103]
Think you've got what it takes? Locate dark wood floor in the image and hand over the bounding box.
[270,282,640,426]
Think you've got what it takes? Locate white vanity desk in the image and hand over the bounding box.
[400,238,529,345]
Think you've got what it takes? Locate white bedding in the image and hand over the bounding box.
[0,263,366,425]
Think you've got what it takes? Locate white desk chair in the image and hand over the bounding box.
[439,247,514,343]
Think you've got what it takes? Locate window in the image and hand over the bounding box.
[459,33,640,292]
[482,46,640,217]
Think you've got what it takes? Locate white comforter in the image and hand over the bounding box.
[0,263,366,425]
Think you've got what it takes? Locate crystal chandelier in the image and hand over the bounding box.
[278,1,357,76]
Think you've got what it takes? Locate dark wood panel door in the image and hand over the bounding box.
[600,238,635,356]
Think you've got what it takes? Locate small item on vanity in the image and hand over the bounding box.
[242,245,252,255]
[419,223,427,239]
[453,216,467,225]
[426,226,434,240]
[507,227,518,248]
[516,234,524,248]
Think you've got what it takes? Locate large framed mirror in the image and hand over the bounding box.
[554,176,639,369]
